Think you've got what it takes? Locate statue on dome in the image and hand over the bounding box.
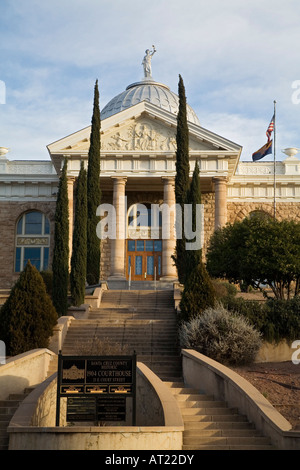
[142,46,156,78]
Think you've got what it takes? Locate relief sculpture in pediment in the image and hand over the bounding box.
[102,121,178,152]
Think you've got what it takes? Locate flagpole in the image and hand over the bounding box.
[273,100,277,219]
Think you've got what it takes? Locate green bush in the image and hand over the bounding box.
[0,261,58,356]
[40,270,53,296]
[222,295,300,344]
[179,261,216,322]
[179,304,262,366]
[212,279,237,301]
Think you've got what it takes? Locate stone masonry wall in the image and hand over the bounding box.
[227,201,300,223]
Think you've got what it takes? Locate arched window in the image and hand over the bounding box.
[15,211,50,272]
[249,210,272,220]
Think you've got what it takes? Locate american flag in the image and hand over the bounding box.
[266,115,275,142]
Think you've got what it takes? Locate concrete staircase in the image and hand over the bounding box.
[62,289,182,381]
[0,387,35,450]
[0,355,58,451]
[165,380,276,450]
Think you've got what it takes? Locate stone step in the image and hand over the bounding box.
[181,407,240,416]
[182,444,275,450]
[173,394,215,402]
[183,421,255,430]
[182,414,249,423]
[0,405,19,414]
[183,436,271,446]
[183,428,261,438]
[0,400,21,407]
[178,400,227,408]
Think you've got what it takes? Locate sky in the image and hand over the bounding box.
[1,0,300,162]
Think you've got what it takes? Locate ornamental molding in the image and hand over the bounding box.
[17,237,49,246]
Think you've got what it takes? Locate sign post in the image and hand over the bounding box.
[56,352,137,427]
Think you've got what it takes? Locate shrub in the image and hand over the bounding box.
[179,304,262,366]
[212,279,237,301]
[179,261,216,322]
[223,296,300,344]
[40,270,53,296]
[0,261,58,356]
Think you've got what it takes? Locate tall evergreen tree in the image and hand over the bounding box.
[0,261,58,356]
[52,158,69,316]
[87,79,101,285]
[174,74,190,284]
[70,161,87,306]
[185,160,202,275]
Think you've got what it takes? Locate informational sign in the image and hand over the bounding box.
[56,353,136,426]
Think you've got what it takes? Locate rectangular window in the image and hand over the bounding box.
[15,247,21,272]
[43,247,49,270]
[24,247,41,271]
[154,240,162,252]
[44,217,50,235]
[17,218,23,235]
[145,240,153,251]
[158,255,161,276]
[25,212,43,235]
[136,240,144,251]
[127,240,135,252]
[135,256,142,275]
[147,256,154,275]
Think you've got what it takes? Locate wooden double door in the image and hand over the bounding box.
[126,239,162,281]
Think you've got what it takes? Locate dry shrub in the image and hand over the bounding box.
[179,303,262,366]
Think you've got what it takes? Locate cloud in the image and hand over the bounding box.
[0,0,300,160]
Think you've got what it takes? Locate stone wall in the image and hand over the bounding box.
[227,201,300,223]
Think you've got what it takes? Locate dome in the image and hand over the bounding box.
[101,78,200,125]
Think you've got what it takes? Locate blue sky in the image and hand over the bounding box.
[1,0,300,161]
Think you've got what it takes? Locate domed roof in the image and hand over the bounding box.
[101,78,200,125]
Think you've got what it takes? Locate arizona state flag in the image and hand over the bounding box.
[252,139,273,161]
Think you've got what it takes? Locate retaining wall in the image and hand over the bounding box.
[182,349,300,450]
[7,358,183,450]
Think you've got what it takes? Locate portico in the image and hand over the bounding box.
[47,89,240,283]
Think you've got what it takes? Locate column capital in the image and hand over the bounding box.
[212,176,228,184]
[161,176,175,183]
[111,176,127,183]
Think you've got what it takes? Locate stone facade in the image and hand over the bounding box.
[227,201,300,223]
[0,75,299,289]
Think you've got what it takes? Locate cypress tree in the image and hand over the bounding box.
[70,161,87,306]
[185,160,202,276]
[174,74,190,284]
[52,158,69,316]
[0,261,58,356]
[178,261,216,323]
[87,79,101,285]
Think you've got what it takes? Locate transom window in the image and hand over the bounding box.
[15,211,50,272]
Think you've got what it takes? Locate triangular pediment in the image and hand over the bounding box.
[47,101,242,155]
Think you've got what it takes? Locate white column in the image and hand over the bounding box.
[213,176,227,229]
[109,176,127,279]
[161,176,178,281]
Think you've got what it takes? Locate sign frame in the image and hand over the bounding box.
[56,352,137,426]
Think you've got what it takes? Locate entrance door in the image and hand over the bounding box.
[126,240,162,281]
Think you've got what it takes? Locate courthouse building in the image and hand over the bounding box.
[0,53,300,289]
